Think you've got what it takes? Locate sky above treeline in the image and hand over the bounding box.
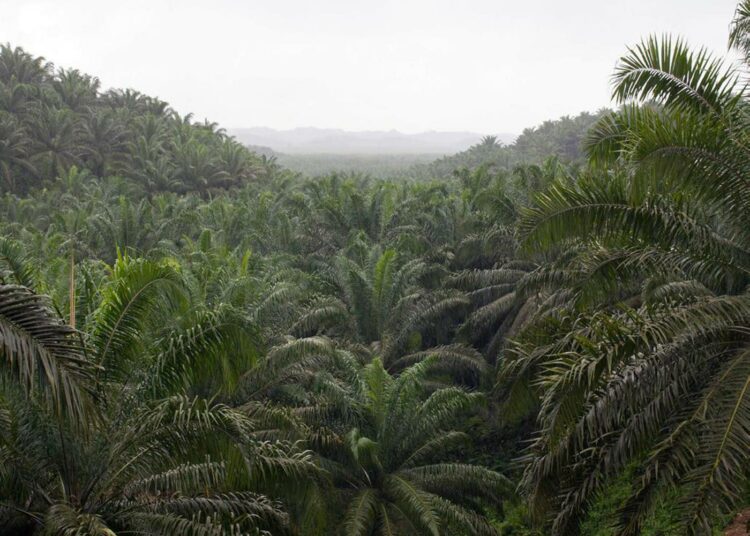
[0,0,739,134]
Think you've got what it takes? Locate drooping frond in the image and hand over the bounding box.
[88,256,184,381]
[0,284,95,421]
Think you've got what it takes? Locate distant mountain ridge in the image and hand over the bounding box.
[229,127,516,155]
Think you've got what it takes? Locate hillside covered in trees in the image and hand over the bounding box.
[422,110,609,179]
[2,2,750,536]
[0,44,274,196]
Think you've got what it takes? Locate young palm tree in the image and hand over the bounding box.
[292,244,485,380]
[503,3,750,534]
[316,357,512,536]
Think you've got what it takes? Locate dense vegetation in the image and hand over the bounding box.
[423,110,608,180]
[0,44,274,196]
[275,153,439,180]
[2,2,750,535]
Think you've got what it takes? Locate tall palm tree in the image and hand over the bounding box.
[51,68,100,112]
[503,3,750,534]
[0,44,50,85]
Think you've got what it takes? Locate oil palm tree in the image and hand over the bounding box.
[27,104,83,181]
[0,112,36,192]
[315,357,512,535]
[0,44,50,85]
[503,3,750,534]
[51,68,100,112]
[80,109,128,176]
[0,255,319,534]
[292,244,484,379]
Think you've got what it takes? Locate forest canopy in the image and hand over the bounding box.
[0,43,273,195]
[2,2,750,536]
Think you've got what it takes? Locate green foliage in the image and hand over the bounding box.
[0,66,541,531]
[0,44,276,196]
[423,111,608,180]
[7,3,750,533]
[501,3,750,535]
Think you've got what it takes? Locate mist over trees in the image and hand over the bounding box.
[2,2,750,535]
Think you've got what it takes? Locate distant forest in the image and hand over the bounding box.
[251,111,608,180]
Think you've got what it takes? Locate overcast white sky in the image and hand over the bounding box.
[0,0,740,134]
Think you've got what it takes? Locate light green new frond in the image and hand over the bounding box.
[88,256,184,379]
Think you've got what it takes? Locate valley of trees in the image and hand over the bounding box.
[2,2,750,535]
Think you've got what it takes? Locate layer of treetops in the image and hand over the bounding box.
[2,2,750,535]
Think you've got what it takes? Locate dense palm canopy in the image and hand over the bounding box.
[0,50,526,530]
[0,256,315,535]
[501,3,750,534]
[0,44,272,196]
[4,3,750,535]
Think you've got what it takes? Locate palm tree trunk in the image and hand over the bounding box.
[69,249,75,328]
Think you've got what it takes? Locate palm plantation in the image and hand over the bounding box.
[2,2,750,535]
[502,3,750,534]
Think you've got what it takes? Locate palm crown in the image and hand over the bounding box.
[309,357,512,536]
[503,3,750,534]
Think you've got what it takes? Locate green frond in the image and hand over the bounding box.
[292,299,349,337]
[0,284,96,422]
[88,256,184,379]
[149,305,259,396]
[729,0,750,60]
[342,488,380,536]
[398,432,471,469]
[390,344,487,380]
[400,463,514,502]
[679,347,750,534]
[43,503,116,536]
[383,475,440,536]
[123,460,226,496]
[613,35,739,115]
[433,496,500,536]
[0,237,36,288]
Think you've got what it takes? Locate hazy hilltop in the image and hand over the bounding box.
[229,127,516,155]
[421,110,610,178]
[226,114,605,179]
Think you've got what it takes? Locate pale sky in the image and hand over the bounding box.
[0,0,740,134]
